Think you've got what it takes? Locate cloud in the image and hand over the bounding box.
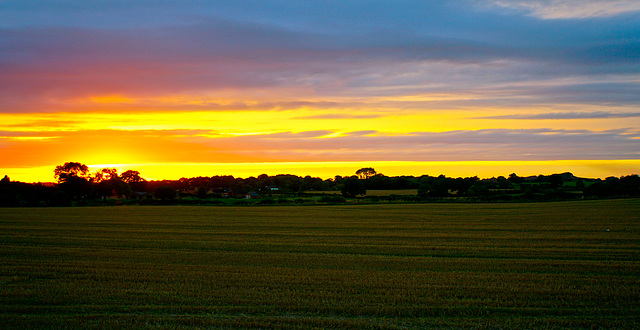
[343,130,378,136]
[293,114,383,120]
[486,0,640,19]
[1,1,639,114]
[2,127,638,169]
[477,111,640,120]
[183,128,640,162]
[0,130,59,138]
[259,130,333,139]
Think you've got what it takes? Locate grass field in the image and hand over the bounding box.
[1,200,639,328]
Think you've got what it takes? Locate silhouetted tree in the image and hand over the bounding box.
[54,162,90,183]
[417,183,430,198]
[54,162,91,199]
[367,174,392,189]
[468,183,490,198]
[119,170,146,193]
[508,173,523,184]
[549,174,563,189]
[341,177,366,198]
[496,176,511,189]
[92,168,132,199]
[93,168,118,183]
[4,163,633,206]
[619,174,640,196]
[302,175,323,191]
[333,175,344,185]
[121,170,143,183]
[356,167,377,180]
[428,175,452,197]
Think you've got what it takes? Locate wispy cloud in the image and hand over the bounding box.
[2,127,638,169]
[293,114,383,120]
[184,128,640,162]
[485,0,640,18]
[477,111,640,120]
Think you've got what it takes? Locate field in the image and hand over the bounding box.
[1,200,639,329]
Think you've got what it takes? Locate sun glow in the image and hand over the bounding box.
[3,160,639,184]
[2,104,639,182]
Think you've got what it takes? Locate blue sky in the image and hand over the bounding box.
[2,0,639,108]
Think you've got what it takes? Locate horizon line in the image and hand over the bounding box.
[2,160,640,183]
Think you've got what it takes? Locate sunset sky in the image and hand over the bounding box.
[1,0,639,182]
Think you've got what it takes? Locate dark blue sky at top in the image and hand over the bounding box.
[3,1,637,51]
[1,0,639,113]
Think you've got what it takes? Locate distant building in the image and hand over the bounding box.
[245,191,260,199]
[207,188,233,197]
[132,191,149,199]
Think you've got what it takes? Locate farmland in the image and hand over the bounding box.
[1,200,639,328]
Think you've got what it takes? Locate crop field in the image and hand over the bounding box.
[1,200,639,329]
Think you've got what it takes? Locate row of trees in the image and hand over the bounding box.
[1,162,639,207]
[53,162,146,200]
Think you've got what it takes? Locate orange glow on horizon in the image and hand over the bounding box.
[3,160,639,184]
[2,97,639,182]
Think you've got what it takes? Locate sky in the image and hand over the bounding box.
[1,0,639,182]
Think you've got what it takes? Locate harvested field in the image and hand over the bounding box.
[1,199,639,328]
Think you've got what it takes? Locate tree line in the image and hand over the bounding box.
[1,162,639,207]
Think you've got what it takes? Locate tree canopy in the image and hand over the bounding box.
[121,170,145,183]
[341,177,366,198]
[54,162,90,183]
[93,168,118,183]
[356,167,377,180]
[1,161,638,207]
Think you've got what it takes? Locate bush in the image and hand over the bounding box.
[366,195,380,202]
[154,186,177,200]
[320,195,346,204]
[341,177,366,198]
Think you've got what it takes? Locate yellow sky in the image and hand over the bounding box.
[1,95,639,183]
[2,97,639,134]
